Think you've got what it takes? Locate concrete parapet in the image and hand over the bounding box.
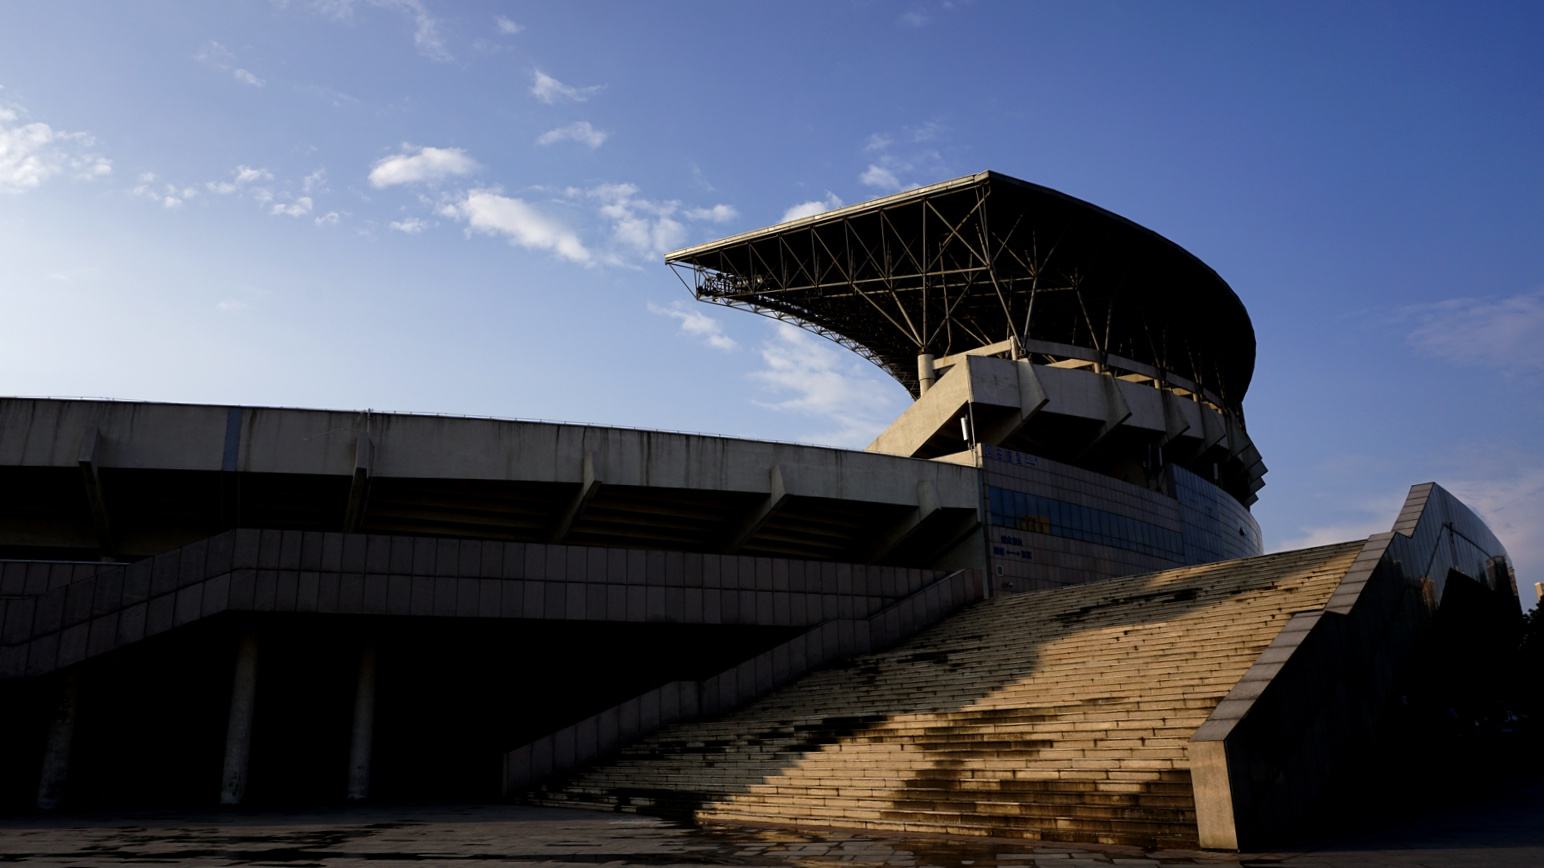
[501,569,982,795]
[0,530,961,682]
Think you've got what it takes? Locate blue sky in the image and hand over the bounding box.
[2,1,1540,609]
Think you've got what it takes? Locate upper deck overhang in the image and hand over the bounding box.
[667,171,1256,409]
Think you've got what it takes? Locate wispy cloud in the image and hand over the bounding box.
[531,70,603,104]
[281,0,450,61]
[648,300,738,351]
[579,183,685,258]
[536,121,607,149]
[751,323,905,448]
[379,0,450,61]
[0,101,111,192]
[132,172,198,209]
[859,163,903,192]
[369,145,479,188]
[270,195,313,217]
[195,40,266,87]
[1402,288,1544,374]
[684,203,737,223]
[781,192,843,223]
[857,121,950,193]
[494,15,522,35]
[390,216,428,234]
[1272,491,1406,552]
[446,189,591,264]
[206,164,273,194]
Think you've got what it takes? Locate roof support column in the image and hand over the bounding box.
[220,631,258,806]
[346,642,377,801]
[916,354,937,396]
[35,670,80,810]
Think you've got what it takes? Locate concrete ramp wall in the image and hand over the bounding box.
[1189,483,1518,849]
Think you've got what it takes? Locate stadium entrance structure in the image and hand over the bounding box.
[0,172,1523,852]
[668,172,1265,592]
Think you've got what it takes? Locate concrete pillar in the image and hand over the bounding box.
[917,353,937,395]
[36,671,81,810]
[219,632,258,806]
[346,644,377,801]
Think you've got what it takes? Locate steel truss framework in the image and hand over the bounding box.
[666,172,1255,409]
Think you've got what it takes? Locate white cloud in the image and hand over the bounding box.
[859,163,903,192]
[531,70,603,104]
[237,165,273,185]
[448,189,591,264]
[751,323,906,448]
[1403,288,1544,374]
[648,300,737,351]
[216,299,250,313]
[194,40,237,68]
[1273,491,1406,553]
[132,172,198,209]
[565,183,689,259]
[0,102,112,193]
[314,210,341,226]
[857,122,950,195]
[207,164,274,193]
[781,192,843,223]
[195,40,267,87]
[302,168,327,194]
[495,15,522,35]
[369,145,479,188]
[535,121,607,149]
[685,203,737,223]
[390,217,428,234]
[281,0,450,61]
[270,196,313,217]
[899,9,929,27]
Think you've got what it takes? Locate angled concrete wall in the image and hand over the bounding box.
[1188,483,1518,849]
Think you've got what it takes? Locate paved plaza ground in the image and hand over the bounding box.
[1,776,1541,868]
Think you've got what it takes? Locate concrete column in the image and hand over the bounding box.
[36,671,81,810]
[916,354,937,395]
[219,632,258,806]
[346,643,377,801]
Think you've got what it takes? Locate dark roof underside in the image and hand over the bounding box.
[666,171,1256,407]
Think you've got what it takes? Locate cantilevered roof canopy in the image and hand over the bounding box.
[666,171,1255,409]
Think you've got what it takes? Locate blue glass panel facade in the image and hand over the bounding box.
[987,485,1186,561]
[1169,465,1263,563]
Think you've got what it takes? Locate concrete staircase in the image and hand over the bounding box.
[531,542,1361,848]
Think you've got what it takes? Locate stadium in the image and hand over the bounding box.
[0,172,1521,849]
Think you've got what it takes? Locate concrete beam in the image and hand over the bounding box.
[1160,388,1192,446]
[344,435,373,532]
[1072,373,1133,461]
[77,428,111,552]
[866,479,941,562]
[724,465,786,554]
[548,453,599,543]
[932,336,1019,372]
[978,361,1049,444]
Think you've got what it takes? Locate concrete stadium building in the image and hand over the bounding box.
[0,172,1522,849]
